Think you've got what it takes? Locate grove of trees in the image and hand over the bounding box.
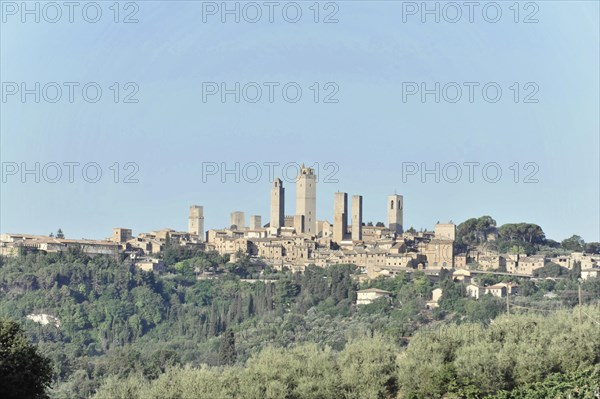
[92,306,600,399]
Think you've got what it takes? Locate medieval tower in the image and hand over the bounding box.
[230,211,245,230]
[270,178,285,228]
[333,192,348,243]
[188,205,205,240]
[352,195,363,241]
[249,215,262,230]
[296,166,317,235]
[387,194,403,234]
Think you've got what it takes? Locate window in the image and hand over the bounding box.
[390,200,394,209]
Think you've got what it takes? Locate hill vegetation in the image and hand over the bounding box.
[92,307,600,399]
[1,228,599,398]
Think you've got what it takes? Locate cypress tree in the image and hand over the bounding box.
[218,329,236,366]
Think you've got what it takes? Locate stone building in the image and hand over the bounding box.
[517,255,548,275]
[112,228,132,243]
[581,268,599,280]
[466,284,484,299]
[356,288,391,305]
[420,239,454,269]
[434,223,456,241]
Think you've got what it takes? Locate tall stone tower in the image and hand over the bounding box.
[188,205,204,240]
[296,166,317,235]
[387,194,403,234]
[249,215,262,230]
[270,178,285,228]
[352,195,363,241]
[333,192,348,243]
[230,211,245,230]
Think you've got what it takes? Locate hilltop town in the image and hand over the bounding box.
[2,166,598,291]
[1,166,599,399]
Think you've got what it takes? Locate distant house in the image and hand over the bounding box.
[453,269,472,283]
[496,282,519,296]
[466,284,484,300]
[485,284,507,298]
[134,257,165,273]
[505,256,519,273]
[356,288,392,305]
[581,268,599,281]
[426,288,443,309]
[454,254,468,269]
[518,255,548,275]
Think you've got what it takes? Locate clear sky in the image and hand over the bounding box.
[1,0,599,242]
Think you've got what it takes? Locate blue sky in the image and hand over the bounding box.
[1,1,599,242]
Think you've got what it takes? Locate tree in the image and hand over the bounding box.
[584,242,600,254]
[218,329,236,366]
[532,262,570,278]
[561,235,585,252]
[0,319,53,399]
[375,222,385,227]
[571,261,582,280]
[339,337,398,399]
[456,216,497,247]
[56,229,65,239]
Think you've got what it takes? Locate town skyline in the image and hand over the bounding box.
[1,164,596,243]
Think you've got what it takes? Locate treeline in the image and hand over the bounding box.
[2,249,599,398]
[92,306,600,399]
[455,216,600,255]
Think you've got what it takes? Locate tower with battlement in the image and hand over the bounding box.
[230,211,245,230]
[188,205,204,240]
[296,166,317,235]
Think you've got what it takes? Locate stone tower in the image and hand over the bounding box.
[270,178,285,228]
[188,205,204,240]
[296,166,317,235]
[333,192,348,243]
[230,211,245,230]
[352,195,363,241]
[387,194,403,234]
[249,215,262,230]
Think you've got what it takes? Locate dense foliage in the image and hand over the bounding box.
[1,248,599,398]
[0,250,418,397]
[92,307,600,399]
[0,319,54,399]
[456,216,600,255]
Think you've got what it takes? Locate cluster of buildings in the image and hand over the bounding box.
[356,278,519,308]
[197,165,456,275]
[1,165,599,281]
